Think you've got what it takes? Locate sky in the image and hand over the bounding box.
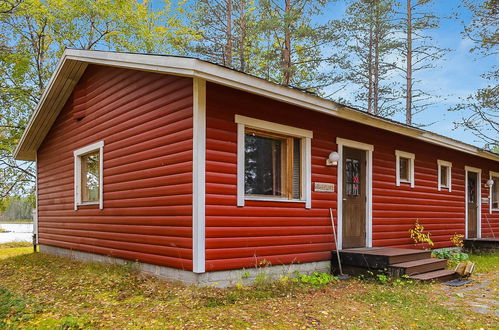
[151,1,494,148]
[316,0,496,148]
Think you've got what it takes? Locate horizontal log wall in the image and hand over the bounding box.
[205,82,499,272]
[37,65,194,270]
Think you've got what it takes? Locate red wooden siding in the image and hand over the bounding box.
[205,82,499,272]
[37,65,194,270]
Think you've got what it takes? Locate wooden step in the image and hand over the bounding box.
[337,248,431,269]
[390,258,447,276]
[410,269,458,282]
[387,249,431,264]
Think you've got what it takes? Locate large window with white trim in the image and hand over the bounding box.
[236,115,312,208]
[245,129,301,199]
[437,160,452,191]
[395,150,415,187]
[74,141,104,209]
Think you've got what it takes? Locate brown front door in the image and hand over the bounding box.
[342,147,367,248]
[467,171,478,238]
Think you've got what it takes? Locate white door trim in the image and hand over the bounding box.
[192,77,206,273]
[464,166,482,239]
[336,138,374,250]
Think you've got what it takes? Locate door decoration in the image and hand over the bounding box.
[468,176,476,203]
[346,158,361,196]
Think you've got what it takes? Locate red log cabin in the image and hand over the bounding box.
[14,49,499,286]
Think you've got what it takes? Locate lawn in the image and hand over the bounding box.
[0,245,497,329]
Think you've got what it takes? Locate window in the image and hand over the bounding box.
[395,150,415,187]
[74,141,104,209]
[236,115,312,208]
[245,130,301,199]
[490,171,499,212]
[437,160,452,191]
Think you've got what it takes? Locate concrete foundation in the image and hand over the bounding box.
[40,244,331,287]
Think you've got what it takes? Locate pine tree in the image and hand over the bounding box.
[257,0,334,90]
[190,0,258,72]
[397,0,447,126]
[334,0,400,116]
[451,0,498,149]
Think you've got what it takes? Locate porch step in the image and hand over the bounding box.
[410,269,458,282]
[337,248,431,269]
[390,258,448,276]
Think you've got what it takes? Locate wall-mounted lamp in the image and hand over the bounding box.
[326,151,340,166]
[485,179,494,188]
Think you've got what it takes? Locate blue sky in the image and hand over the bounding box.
[176,0,496,148]
[318,0,496,148]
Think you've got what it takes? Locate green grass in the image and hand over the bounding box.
[0,220,33,224]
[468,253,499,273]
[0,242,33,248]
[0,247,497,329]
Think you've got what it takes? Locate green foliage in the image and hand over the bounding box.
[1,195,34,220]
[432,249,469,262]
[295,272,338,287]
[0,0,198,203]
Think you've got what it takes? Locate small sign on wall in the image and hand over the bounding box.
[314,182,335,193]
[481,197,490,204]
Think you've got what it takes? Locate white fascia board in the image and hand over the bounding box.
[14,49,499,163]
[13,55,69,160]
[64,49,338,115]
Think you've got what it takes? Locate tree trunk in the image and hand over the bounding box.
[238,0,246,71]
[283,0,292,85]
[406,0,412,125]
[373,4,380,116]
[367,23,374,114]
[226,0,233,67]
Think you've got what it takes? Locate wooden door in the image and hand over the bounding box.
[342,147,367,248]
[467,171,478,238]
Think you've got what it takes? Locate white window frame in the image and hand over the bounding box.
[395,150,415,188]
[437,160,452,192]
[74,141,104,210]
[235,115,313,209]
[490,171,499,213]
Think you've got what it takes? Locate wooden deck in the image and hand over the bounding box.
[463,238,498,253]
[332,247,457,282]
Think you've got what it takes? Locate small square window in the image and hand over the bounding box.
[437,160,452,191]
[399,157,410,182]
[395,150,415,187]
[74,141,104,209]
[440,166,448,187]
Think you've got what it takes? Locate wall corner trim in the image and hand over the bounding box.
[192,77,206,273]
